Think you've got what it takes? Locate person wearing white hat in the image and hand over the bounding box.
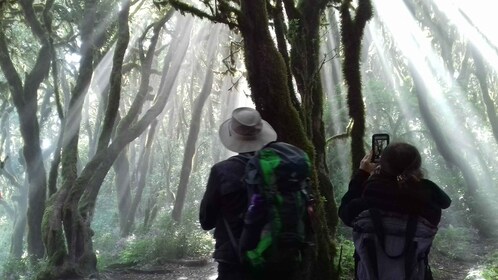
[199,107,277,280]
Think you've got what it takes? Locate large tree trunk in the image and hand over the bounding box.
[0,0,54,260]
[238,1,336,279]
[239,1,308,147]
[51,0,101,274]
[282,0,339,241]
[76,56,183,272]
[41,0,115,277]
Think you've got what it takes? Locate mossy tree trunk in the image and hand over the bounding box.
[165,0,342,278]
[41,7,182,278]
[238,1,336,279]
[238,1,308,148]
[281,0,340,242]
[41,1,131,277]
[340,0,373,172]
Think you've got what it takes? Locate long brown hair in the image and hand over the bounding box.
[379,142,423,185]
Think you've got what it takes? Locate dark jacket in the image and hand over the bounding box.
[339,170,452,227]
[199,154,251,262]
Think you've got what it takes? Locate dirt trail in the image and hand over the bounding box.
[100,248,489,280]
[101,260,218,280]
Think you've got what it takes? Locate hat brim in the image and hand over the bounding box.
[219,118,277,153]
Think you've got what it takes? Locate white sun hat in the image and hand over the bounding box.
[219,107,277,153]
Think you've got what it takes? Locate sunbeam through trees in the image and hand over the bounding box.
[0,0,497,279]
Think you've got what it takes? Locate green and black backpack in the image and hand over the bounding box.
[236,141,315,275]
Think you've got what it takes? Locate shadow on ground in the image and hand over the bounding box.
[101,259,218,280]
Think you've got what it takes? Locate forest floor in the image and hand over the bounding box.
[99,232,498,280]
[100,259,218,280]
[99,244,493,280]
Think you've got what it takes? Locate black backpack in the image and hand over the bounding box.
[225,142,314,275]
[352,209,437,280]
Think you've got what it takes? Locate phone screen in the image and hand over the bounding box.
[371,134,390,163]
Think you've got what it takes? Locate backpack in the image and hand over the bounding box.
[237,141,314,275]
[352,208,437,280]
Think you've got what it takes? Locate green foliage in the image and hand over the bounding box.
[335,235,355,280]
[432,226,475,261]
[117,213,212,265]
[287,19,301,42]
[1,257,28,279]
[1,256,46,280]
[94,230,121,270]
[96,203,213,269]
[482,252,498,280]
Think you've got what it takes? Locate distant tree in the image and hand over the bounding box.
[172,26,220,221]
[112,9,174,237]
[402,0,498,238]
[0,0,195,279]
[0,0,54,261]
[124,120,158,235]
[41,0,130,277]
[37,1,183,278]
[0,101,28,259]
[472,47,498,145]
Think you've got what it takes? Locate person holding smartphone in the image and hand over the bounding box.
[338,141,451,227]
[338,141,451,279]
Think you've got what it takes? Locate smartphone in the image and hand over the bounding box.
[371,133,390,163]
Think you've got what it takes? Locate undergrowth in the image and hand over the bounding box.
[335,235,355,280]
[482,252,498,279]
[1,256,47,280]
[432,225,475,261]
[95,207,213,269]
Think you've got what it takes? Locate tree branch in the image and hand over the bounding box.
[167,0,240,29]
[0,29,24,108]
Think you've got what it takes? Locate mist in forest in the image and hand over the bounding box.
[0,0,497,279]
[324,0,498,232]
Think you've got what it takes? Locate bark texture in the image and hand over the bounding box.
[340,0,373,172]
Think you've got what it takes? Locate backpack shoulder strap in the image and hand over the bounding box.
[231,153,253,165]
[403,214,418,279]
[369,208,419,279]
[223,217,241,263]
[223,153,254,264]
[368,209,417,257]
